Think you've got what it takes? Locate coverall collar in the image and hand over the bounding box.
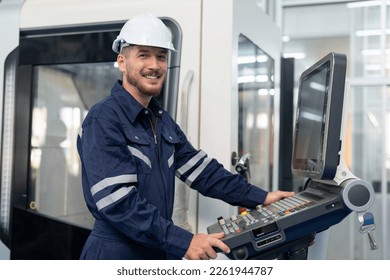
[112,80,164,123]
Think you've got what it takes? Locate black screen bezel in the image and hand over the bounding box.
[291,52,347,180]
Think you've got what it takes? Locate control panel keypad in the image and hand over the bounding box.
[215,195,315,238]
[258,196,314,219]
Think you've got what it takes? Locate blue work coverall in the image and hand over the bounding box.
[77,80,268,259]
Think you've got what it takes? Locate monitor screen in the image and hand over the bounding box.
[291,52,347,180]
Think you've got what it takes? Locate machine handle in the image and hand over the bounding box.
[179,70,194,134]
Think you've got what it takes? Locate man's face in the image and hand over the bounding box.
[118,45,168,99]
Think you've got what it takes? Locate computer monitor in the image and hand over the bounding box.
[291,52,347,180]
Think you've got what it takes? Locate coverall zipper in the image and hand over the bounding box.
[148,116,169,218]
[149,117,158,144]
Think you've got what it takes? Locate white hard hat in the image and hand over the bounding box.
[112,13,176,53]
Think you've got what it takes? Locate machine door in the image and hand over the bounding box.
[1,0,203,259]
[10,23,160,259]
[198,0,281,231]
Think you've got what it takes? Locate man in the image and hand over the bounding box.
[77,13,294,260]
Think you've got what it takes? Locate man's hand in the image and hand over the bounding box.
[184,232,230,260]
[264,190,295,205]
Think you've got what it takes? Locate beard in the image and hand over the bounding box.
[124,71,165,97]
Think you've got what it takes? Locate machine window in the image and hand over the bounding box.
[29,62,120,229]
[237,34,275,189]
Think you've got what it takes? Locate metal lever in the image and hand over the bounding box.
[367,231,378,250]
[234,153,251,180]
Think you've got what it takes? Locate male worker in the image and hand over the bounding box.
[77,13,294,260]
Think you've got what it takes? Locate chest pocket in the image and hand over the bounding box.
[161,129,180,170]
[124,128,151,174]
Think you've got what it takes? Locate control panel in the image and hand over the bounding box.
[207,180,352,259]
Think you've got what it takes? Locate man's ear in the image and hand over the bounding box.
[117,54,126,72]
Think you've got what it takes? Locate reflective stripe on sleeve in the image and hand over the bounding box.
[128,146,152,168]
[185,157,212,187]
[96,186,135,210]
[91,174,137,196]
[176,150,207,176]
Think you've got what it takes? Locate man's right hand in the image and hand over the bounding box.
[184,232,230,260]
[263,190,295,205]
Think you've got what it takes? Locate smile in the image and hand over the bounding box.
[144,75,159,79]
